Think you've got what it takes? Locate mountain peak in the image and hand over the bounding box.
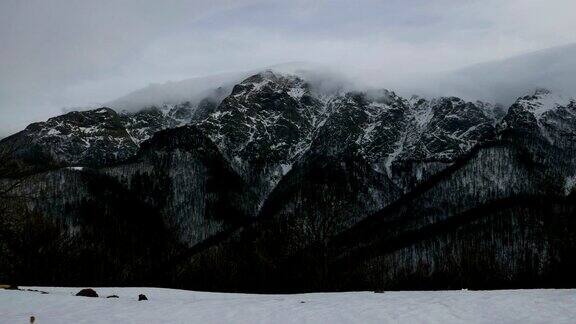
[533,88,552,96]
[515,88,574,119]
[226,71,310,106]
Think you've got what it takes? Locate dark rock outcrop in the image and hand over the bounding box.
[76,288,98,297]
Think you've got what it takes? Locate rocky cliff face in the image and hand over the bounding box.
[0,108,137,168]
[0,100,205,169]
[1,70,576,291]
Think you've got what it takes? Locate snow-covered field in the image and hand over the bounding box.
[1,287,575,323]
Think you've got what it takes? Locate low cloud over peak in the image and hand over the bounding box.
[420,43,576,106]
[1,0,576,136]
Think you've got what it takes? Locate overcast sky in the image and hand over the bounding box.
[1,0,576,136]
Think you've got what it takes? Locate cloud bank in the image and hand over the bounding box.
[1,0,576,136]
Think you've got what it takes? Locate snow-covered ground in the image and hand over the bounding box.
[1,287,575,323]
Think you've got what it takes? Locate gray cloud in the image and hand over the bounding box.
[407,43,576,107]
[1,0,576,136]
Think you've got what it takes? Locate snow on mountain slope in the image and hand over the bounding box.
[4,107,139,166]
[120,102,197,145]
[3,69,573,199]
[305,88,501,186]
[399,96,501,162]
[516,89,573,118]
[0,102,200,166]
[0,105,202,167]
[0,69,511,191]
[200,71,327,165]
[1,287,575,324]
[193,70,501,200]
[196,70,331,201]
[499,88,576,146]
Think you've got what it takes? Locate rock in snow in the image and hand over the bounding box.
[75,288,98,298]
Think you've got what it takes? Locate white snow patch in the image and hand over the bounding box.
[79,125,100,134]
[564,175,576,195]
[211,110,231,119]
[520,90,574,119]
[2,287,576,324]
[280,163,292,175]
[384,135,405,177]
[45,128,61,136]
[414,104,434,128]
[288,86,305,99]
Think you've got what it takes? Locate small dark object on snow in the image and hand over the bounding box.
[300,301,306,304]
[30,316,35,324]
[138,294,148,301]
[374,289,386,293]
[107,295,119,298]
[76,288,98,297]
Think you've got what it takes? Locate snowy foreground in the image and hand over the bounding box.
[1,287,576,323]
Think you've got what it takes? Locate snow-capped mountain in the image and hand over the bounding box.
[2,107,139,166]
[499,88,576,145]
[4,69,574,205]
[2,69,576,292]
[121,102,198,145]
[0,101,202,167]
